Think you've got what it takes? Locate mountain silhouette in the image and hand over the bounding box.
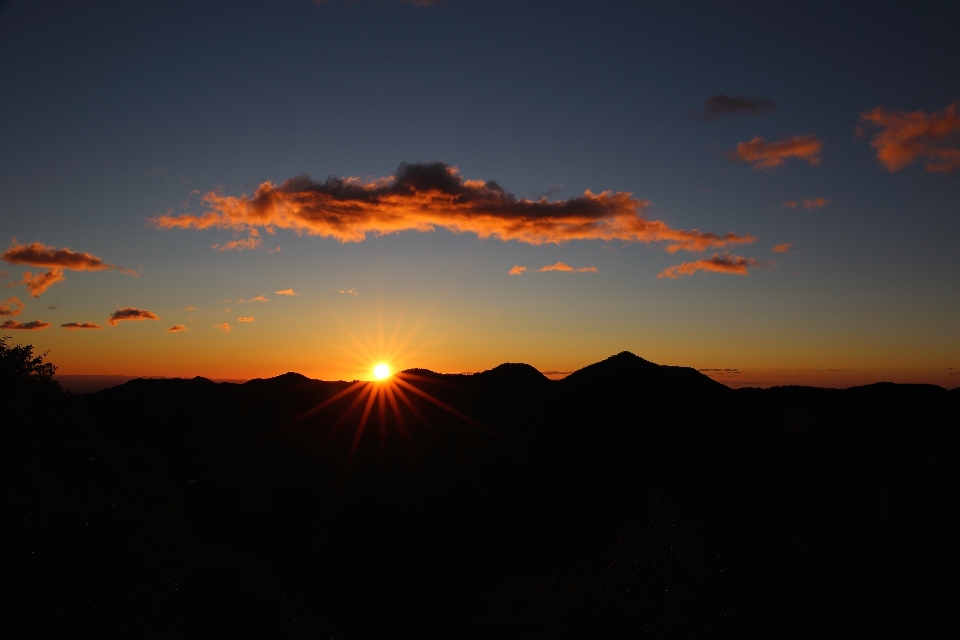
[5,350,956,638]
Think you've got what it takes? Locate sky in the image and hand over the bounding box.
[1,0,958,387]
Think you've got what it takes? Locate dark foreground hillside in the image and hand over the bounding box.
[3,340,956,638]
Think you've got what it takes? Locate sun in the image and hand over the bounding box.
[373,363,390,380]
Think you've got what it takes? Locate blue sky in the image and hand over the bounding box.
[1,0,958,385]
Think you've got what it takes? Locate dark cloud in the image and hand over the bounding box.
[107,307,160,326]
[1,319,51,330]
[152,162,756,254]
[61,322,103,330]
[691,94,777,121]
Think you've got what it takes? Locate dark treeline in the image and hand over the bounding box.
[3,337,956,638]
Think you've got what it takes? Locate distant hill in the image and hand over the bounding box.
[10,351,956,638]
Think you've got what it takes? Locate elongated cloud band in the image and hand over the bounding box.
[107,307,160,326]
[61,322,103,330]
[538,262,597,273]
[151,162,755,254]
[2,241,134,274]
[730,135,823,169]
[0,297,24,317]
[168,325,189,332]
[1,319,50,330]
[691,93,776,121]
[783,197,828,210]
[657,253,768,279]
[859,102,960,173]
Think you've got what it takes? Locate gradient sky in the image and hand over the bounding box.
[1,0,958,386]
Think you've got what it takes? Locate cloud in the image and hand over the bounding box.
[237,316,255,322]
[338,288,358,295]
[151,162,756,254]
[772,243,792,253]
[691,93,777,121]
[184,306,196,311]
[60,322,103,330]
[1,319,50,330]
[107,307,160,326]
[508,265,527,275]
[729,135,823,169]
[47,302,59,311]
[213,236,263,251]
[657,252,769,279]
[247,295,268,302]
[2,240,134,274]
[275,289,299,296]
[10,269,66,297]
[782,197,829,210]
[859,102,960,173]
[0,297,24,317]
[2,240,136,296]
[213,322,231,332]
[538,262,598,273]
[168,324,189,332]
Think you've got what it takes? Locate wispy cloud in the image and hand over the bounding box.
[859,102,960,173]
[151,162,756,254]
[538,262,597,273]
[1,319,50,330]
[9,269,66,297]
[184,306,196,311]
[244,295,268,302]
[508,265,527,275]
[107,307,160,326]
[275,289,299,296]
[2,240,135,274]
[213,322,231,332]
[729,135,823,169]
[657,252,769,279]
[690,93,777,121]
[61,322,103,330]
[338,288,359,295]
[782,197,828,210]
[0,297,24,317]
[168,324,189,332]
[47,302,59,311]
[772,243,792,253]
[237,316,255,322]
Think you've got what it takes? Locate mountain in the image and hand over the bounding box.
[7,352,956,638]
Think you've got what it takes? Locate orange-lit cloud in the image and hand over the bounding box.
[107,307,160,326]
[168,325,189,332]
[859,102,960,173]
[10,269,66,297]
[2,240,134,274]
[184,306,196,311]
[772,243,792,253]
[657,252,768,279]
[690,93,777,121]
[275,289,299,296]
[508,265,527,275]
[338,288,358,295]
[213,236,263,251]
[61,322,103,330]
[151,162,756,254]
[730,135,823,169]
[237,316,255,322]
[213,322,231,332]
[0,297,24,316]
[782,197,829,210]
[1,319,50,330]
[245,295,268,302]
[537,262,598,273]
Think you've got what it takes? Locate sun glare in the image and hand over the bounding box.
[373,363,390,380]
